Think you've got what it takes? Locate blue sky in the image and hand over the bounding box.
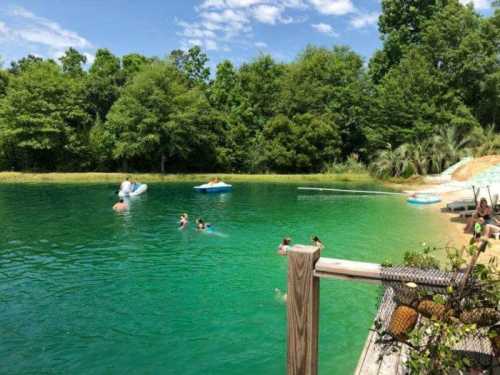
[0,0,493,69]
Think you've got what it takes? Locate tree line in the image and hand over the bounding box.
[0,0,499,176]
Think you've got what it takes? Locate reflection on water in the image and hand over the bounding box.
[0,182,448,374]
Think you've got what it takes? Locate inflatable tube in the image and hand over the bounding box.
[119,184,148,197]
[194,182,232,193]
[407,195,441,205]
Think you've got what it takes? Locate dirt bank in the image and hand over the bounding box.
[452,155,500,181]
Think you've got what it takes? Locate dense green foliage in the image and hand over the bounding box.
[0,0,499,173]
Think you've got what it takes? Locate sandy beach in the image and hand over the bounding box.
[408,186,499,264]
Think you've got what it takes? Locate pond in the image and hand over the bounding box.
[0,182,448,374]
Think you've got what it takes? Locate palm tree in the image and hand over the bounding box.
[371,145,399,177]
[410,141,429,175]
[427,127,472,174]
[475,125,500,156]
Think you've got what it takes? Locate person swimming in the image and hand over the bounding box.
[312,236,324,251]
[278,237,292,256]
[196,218,212,231]
[113,198,128,212]
[179,213,189,229]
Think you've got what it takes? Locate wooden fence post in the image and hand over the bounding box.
[287,245,321,375]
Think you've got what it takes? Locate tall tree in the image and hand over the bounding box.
[59,48,87,77]
[121,53,152,83]
[0,60,90,170]
[168,46,210,87]
[369,0,449,82]
[238,55,285,133]
[209,60,239,112]
[97,62,222,172]
[261,113,341,172]
[9,55,44,75]
[86,49,122,120]
[279,46,370,159]
[368,49,479,153]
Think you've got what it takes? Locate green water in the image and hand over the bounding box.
[0,182,447,374]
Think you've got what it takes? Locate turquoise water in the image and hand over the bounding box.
[0,183,448,374]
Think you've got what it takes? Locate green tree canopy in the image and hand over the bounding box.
[87,49,122,120]
[59,48,87,77]
[0,59,90,170]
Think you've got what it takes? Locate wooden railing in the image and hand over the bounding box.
[286,245,383,375]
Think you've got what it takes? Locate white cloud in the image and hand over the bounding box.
[199,0,226,8]
[84,52,95,65]
[177,6,254,51]
[178,0,352,52]
[7,6,92,49]
[280,0,308,9]
[188,38,203,46]
[308,0,355,15]
[311,22,338,37]
[205,39,218,50]
[200,9,251,39]
[52,50,65,62]
[200,0,265,9]
[255,41,268,48]
[0,6,94,63]
[459,0,490,9]
[349,12,379,29]
[184,37,219,51]
[253,5,283,24]
[201,9,250,25]
[177,20,217,39]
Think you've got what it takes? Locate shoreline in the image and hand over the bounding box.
[0,171,375,184]
[399,183,500,264]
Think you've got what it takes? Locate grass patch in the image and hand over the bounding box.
[0,172,375,184]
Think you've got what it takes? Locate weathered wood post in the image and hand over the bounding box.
[287,245,321,375]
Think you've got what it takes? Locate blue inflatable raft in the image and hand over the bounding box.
[407,195,441,205]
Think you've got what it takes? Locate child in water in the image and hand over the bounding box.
[179,213,189,229]
[278,238,292,256]
[196,218,212,231]
[312,236,324,251]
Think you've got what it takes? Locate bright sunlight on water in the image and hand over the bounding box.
[0,182,449,374]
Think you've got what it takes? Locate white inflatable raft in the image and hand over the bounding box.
[194,182,232,193]
[119,183,148,197]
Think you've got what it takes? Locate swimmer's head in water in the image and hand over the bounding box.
[312,236,320,242]
[119,198,124,203]
[282,237,291,245]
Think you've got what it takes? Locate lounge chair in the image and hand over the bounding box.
[446,186,480,212]
[446,200,477,212]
